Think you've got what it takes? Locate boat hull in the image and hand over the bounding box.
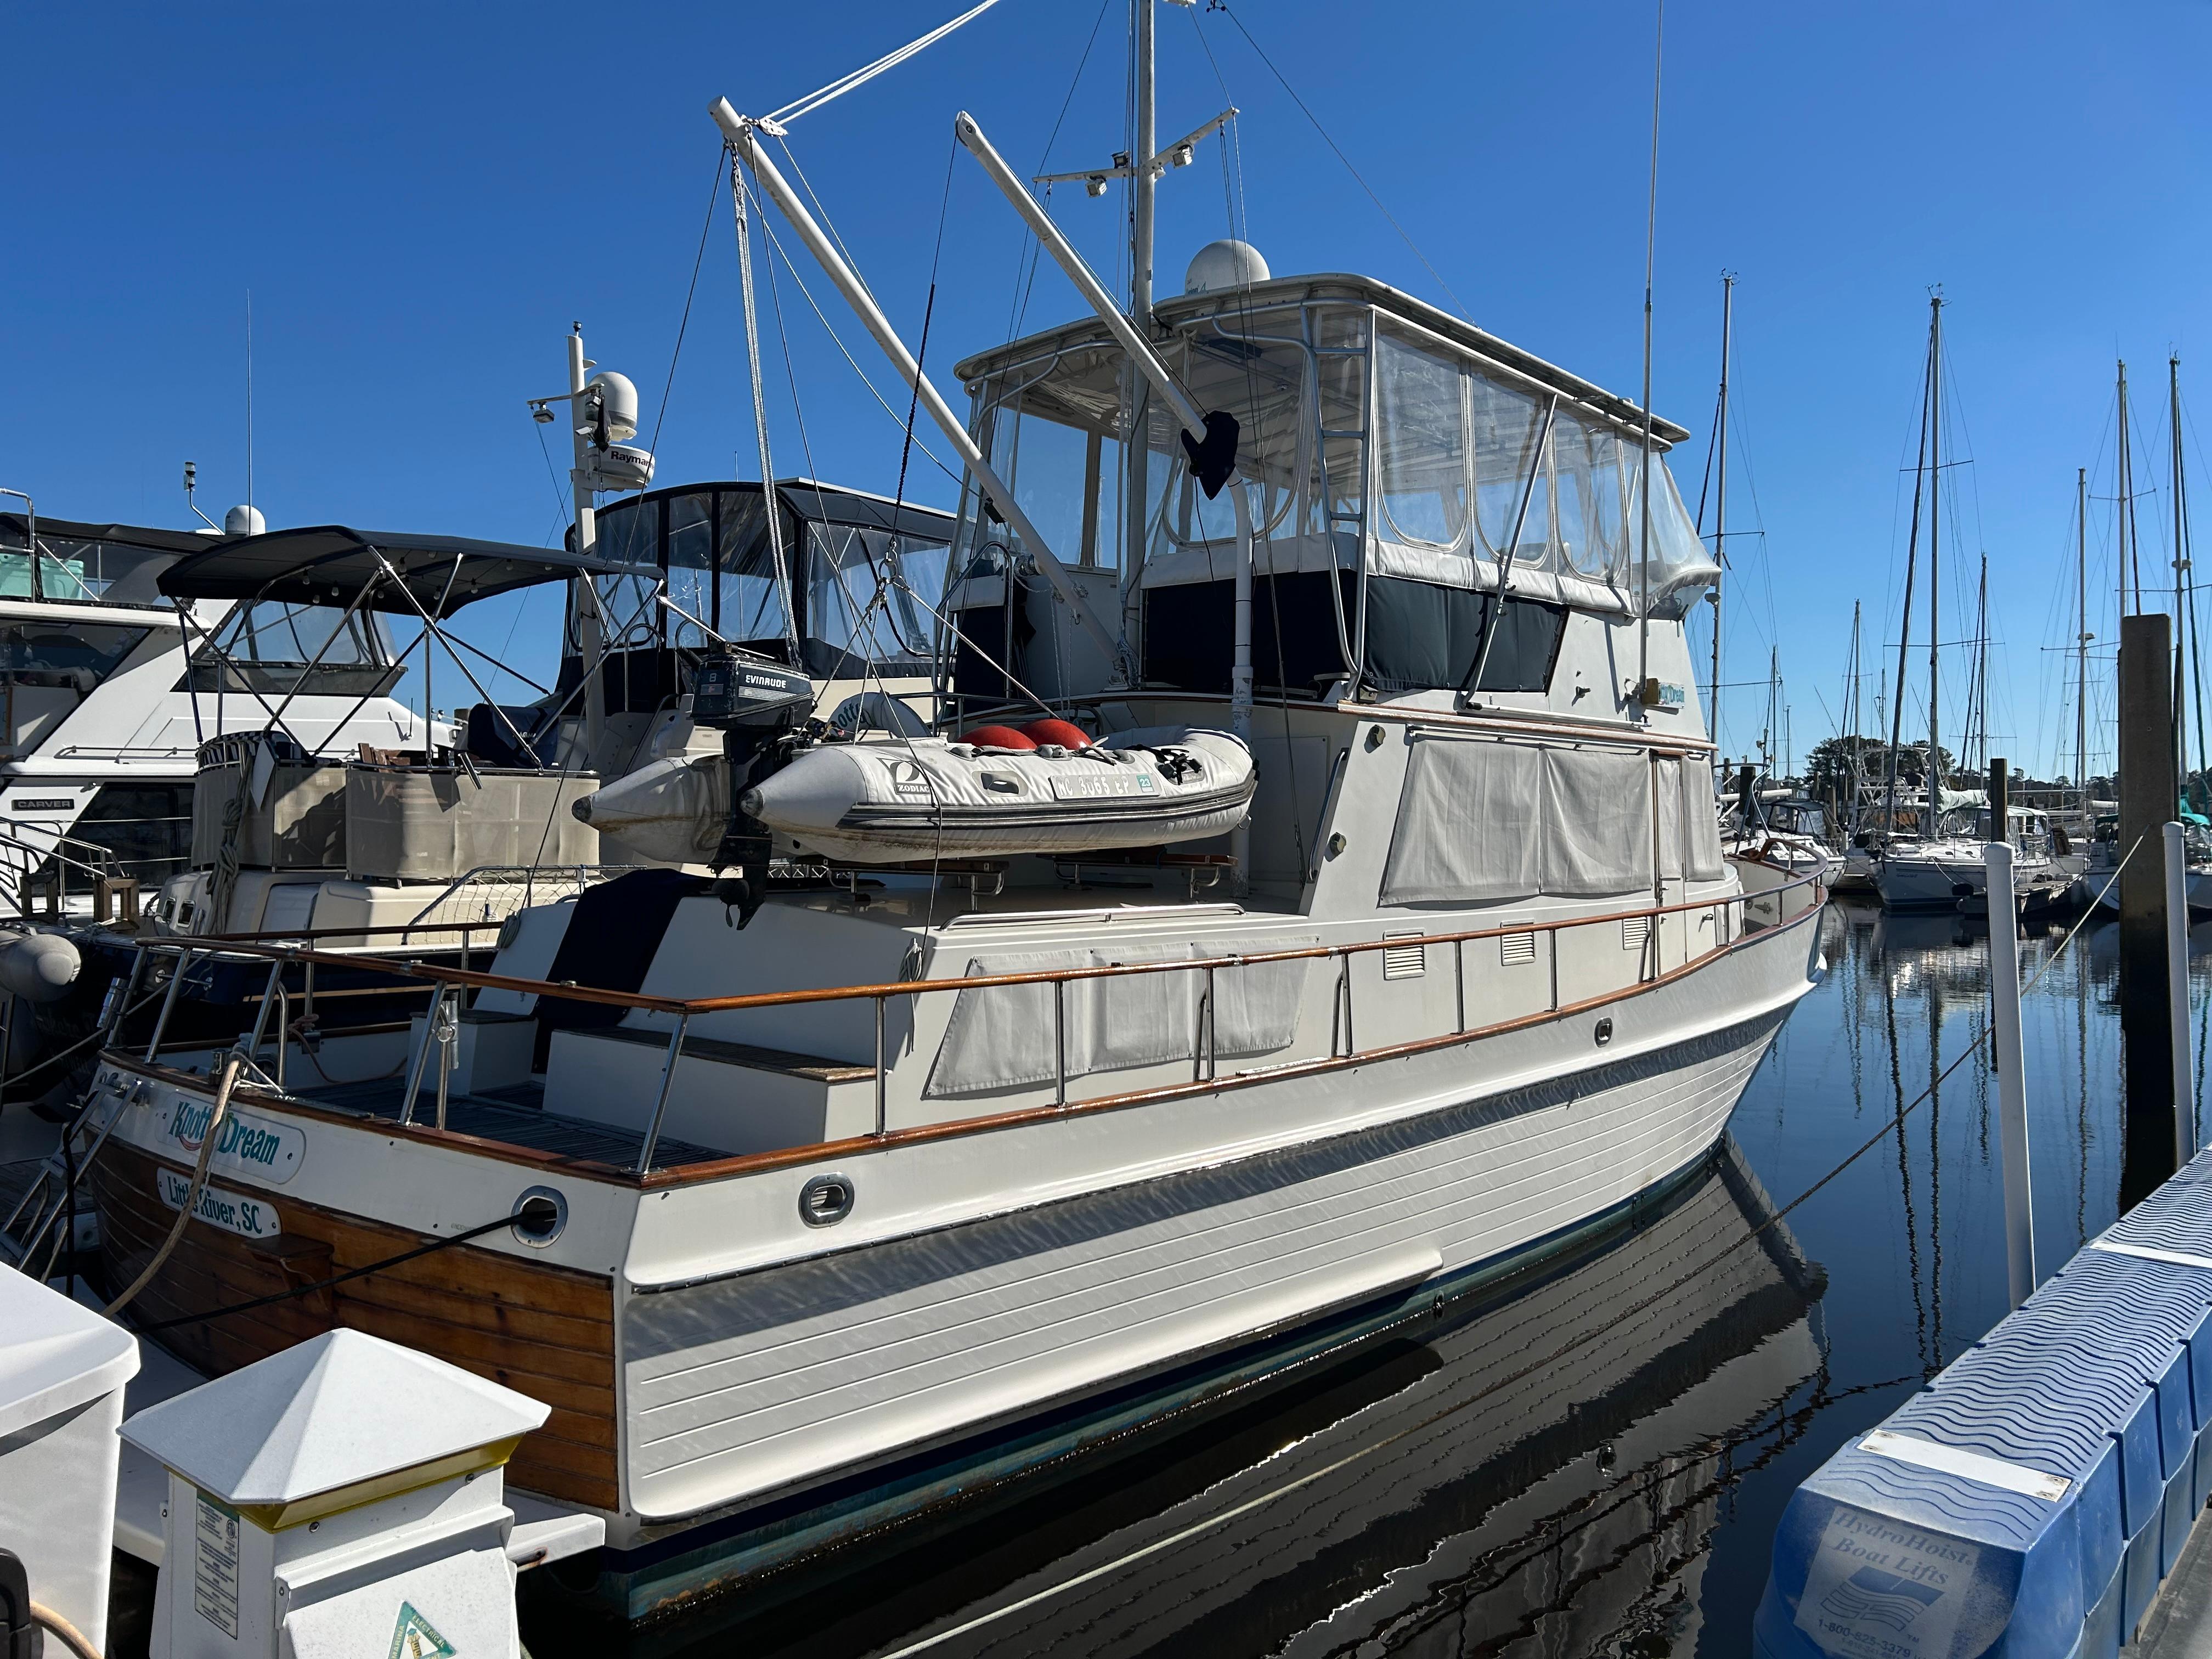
[91,897,1822,1621]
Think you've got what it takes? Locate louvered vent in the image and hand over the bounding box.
[1622,915,1651,950]
[1499,929,1538,966]
[1382,932,1426,980]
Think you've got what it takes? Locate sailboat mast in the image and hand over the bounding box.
[1846,600,1863,833]
[1973,553,1989,777]
[2077,466,2089,820]
[1709,274,1733,753]
[2118,360,2134,618]
[1881,307,1936,837]
[1927,295,1944,836]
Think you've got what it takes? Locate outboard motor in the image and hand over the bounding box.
[688,650,815,924]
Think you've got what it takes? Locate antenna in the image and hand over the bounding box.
[1634,0,1664,714]
[245,291,255,514]
[182,460,221,532]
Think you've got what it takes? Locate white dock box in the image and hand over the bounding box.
[0,1263,140,1652]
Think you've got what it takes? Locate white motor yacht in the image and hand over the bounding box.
[0,509,426,928]
[79,256,1825,1617]
[61,37,1824,1623]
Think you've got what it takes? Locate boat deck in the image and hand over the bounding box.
[290,1077,725,1169]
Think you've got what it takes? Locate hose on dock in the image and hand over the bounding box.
[32,1600,102,1659]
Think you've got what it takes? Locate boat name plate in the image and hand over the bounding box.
[158,1097,306,1186]
[157,1167,284,1241]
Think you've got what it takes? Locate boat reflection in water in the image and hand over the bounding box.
[544,1136,1825,1659]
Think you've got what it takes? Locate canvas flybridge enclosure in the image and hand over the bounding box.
[590,479,957,681]
[0,514,210,761]
[950,273,1718,700]
[0,512,215,607]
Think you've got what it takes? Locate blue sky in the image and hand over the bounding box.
[7,2,2209,778]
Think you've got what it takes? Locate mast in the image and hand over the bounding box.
[2118,360,2135,619]
[1709,273,1733,755]
[1124,0,1156,580]
[567,327,609,765]
[2077,466,2090,821]
[1881,304,1937,838]
[1845,600,1863,834]
[1926,295,1944,837]
[1974,553,1989,777]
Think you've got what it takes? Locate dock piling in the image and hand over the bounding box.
[1984,838,2037,1308]
[2120,613,2180,1205]
[2165,821,2194,1163]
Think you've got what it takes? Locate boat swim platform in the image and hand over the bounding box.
[1755,1149,2212,1659]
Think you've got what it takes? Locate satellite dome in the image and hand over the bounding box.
[224,504,267,537]
[1184,239,1270,296]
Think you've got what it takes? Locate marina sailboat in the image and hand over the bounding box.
[1874,298,2057,912]
[65,7,1824,1622]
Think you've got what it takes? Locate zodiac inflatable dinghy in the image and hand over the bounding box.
[741,727,1254,861]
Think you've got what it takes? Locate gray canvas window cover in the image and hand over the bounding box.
[926,936,1319,1098]
[157,527,631,613]
[1380,738,1724,906]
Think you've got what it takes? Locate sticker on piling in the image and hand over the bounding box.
[194,1492,241,1638]
[1793,1507,1979,1659]
[387,1600,456,1659]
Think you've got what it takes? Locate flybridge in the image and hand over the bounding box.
[955,271,1695,453]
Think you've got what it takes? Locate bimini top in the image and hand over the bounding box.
[159,525,631,613]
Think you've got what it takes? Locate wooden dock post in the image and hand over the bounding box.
[2119,613,2180,1206]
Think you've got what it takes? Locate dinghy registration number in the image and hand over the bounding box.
[1051,773,1161,800]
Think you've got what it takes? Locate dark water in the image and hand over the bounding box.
[535,901,2212,1659]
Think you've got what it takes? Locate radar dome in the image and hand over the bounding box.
[1184,239,1270,296]
[224,504,267,537]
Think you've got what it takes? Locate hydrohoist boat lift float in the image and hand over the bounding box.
[62,31,1827,1629]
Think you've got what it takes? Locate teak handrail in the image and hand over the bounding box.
[104,870,1824,1180]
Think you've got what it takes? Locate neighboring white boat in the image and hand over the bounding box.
[0,507,425,928]
[66,29,1824,1627]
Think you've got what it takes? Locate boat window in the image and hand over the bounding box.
[60,782,194,886]
[1375,328,1468,551]
[0,623,153,755]
[714,490,792,648]
[0,528,178,606]
[989,396,1122,572]
[803,524,947,671]
[1470,375,1550,562]
[182,602,401,696]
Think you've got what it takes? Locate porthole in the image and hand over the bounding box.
[799,1173,856,1227]
[511,1186,567,1248]
[1594,1017,1615,1047]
